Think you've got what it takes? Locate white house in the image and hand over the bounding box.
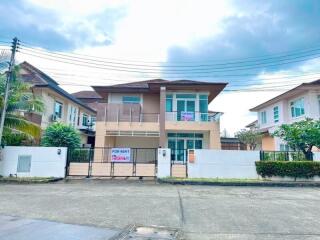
[250,80,320,151]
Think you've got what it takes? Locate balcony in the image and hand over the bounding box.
[96,103,159,132]
[165,111,221,122]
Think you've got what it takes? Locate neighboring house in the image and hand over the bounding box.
[220,137,247,150]
[92,79,227,162]
[72,90,102,111]
[250,80,320,151]
[245,120,258,130]
[19,62,96,146]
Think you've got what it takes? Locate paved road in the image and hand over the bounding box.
[0,215,119,240]
[0,180,320,239]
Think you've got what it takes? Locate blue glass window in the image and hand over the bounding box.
[122,96,140,104]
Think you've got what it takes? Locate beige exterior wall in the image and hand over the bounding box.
[115,136,159,148]
[165,121,221,149]
[32,88,95,144]
[95,91,222,150]
[262,135,276,151]
[142,93,160,114]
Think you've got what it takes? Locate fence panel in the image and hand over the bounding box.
[170,149,188,178]
[67,147,157,177]
[260,151,313,161]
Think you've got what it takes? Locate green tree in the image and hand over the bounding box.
[41,122,81,148]
[0,68,44,145]
[273,119,320,160]
[235,129,262,150]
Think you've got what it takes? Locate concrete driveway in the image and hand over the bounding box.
[0,180,320,239]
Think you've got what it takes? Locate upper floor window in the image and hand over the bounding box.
[166,94,173,112]
[122,96,140,104]
[176,94,196,99]
[290,98,305,118]
[82,113,88,126]
[260,111,267,124]
[69,106,77,126]
[54,101,63,119]
[273,106,279,123]
[199,95,208,121]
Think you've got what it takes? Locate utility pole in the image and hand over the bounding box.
[0,37,19,146]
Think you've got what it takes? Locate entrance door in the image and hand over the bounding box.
[176,139,185,161]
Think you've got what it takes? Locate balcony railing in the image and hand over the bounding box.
[166,111,221,122]
[96,103,159,123]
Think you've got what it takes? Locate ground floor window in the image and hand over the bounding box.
[167,132,203,161]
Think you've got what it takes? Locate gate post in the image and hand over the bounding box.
[65,148,70,177]
[157,148,171,178]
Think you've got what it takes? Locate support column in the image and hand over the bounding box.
[209,123,221,149]
[159,86,166,147]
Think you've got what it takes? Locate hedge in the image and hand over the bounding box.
[255,161,320,179]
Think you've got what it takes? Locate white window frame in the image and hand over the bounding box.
[54,101,63,119]
[260,111,267,124]
[273,106,279,123]
[290,97,305,118]
[82,113,88,127]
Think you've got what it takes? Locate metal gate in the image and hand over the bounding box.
[66,147,157,178]
[170,149,188,178]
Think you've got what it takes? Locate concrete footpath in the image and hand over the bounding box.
[0,215,119,240]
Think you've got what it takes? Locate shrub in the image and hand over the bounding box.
[41,123,81,148]
[255,161,320,180]
[68,148,92,162]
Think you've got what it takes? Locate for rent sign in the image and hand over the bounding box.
[111,148,131,162]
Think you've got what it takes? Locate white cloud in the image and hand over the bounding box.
[16,0,320,135]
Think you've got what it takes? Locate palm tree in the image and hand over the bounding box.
[0,68,44,145]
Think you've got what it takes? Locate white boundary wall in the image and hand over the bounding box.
[0,146,67,178]
[157,148,171,178]
[314,152,320,161]
[189,149,260,179]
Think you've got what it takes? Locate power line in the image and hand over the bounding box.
[48,72,309,87]
[41,65,320,81]
[20,44,320,70]
[18,49,320,74]
[20,39,320,64]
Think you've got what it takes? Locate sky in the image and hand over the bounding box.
[1,0,320,135]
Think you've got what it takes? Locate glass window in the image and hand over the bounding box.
[199,95,208,121]
[260,111,267,124]
[195,140,203,149]
[176,94,196,99]
[280,144,290,151]
[122,96,140,104]
[69,106,77,127]
[167,133,177,137]
[194,133,204,138]
[54,101,63,118]
[82,113,88,126]
[290,98,305,118]
[273,106,279,123]
[166,94,173,112]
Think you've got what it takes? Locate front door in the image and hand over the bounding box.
[168,137,203,162]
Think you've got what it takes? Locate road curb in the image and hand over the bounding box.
[157,178,320,187]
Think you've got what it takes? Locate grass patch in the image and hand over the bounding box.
[0,176,60,184]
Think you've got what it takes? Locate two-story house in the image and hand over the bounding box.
[19,62,97,146]
[250,80,320,151]
[72,90,102,111]
[92,79,227,161]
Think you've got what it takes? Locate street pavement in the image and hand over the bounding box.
[0,180,320,239]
